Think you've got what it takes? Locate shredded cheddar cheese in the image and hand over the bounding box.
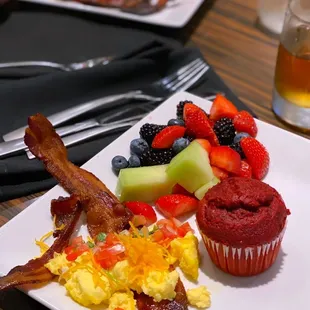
[118,226,173,289]
[35,230,53,254]
[53,215,66,231]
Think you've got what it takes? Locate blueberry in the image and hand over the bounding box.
[172,138,190,154]
[130,138,149,156]
[234,132,250,144]
[111,155,128,173]
[167,118,185,127]
[128,155,141,167]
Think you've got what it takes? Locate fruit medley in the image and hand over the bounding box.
[113,94,270,220]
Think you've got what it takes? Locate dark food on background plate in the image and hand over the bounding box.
[73,0,169,13]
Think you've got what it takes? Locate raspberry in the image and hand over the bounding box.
[213,117,236,145]
[139,123,166,145]
[176,100,192,119]
[140,148,174,166]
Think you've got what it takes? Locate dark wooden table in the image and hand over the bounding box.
[0,0,307,225]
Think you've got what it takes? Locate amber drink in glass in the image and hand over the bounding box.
[272,0,310,130]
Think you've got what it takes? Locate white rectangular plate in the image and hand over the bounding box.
[21,0,204,28]
[1,91,310,310]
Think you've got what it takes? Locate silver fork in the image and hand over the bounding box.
[0,56,113,72]
[3,58,209,142]
[0,113,146,159]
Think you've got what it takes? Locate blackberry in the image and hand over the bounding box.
[139,123,166,145]
[184,135,195,142]
[230,142,245,159]
[176,100,192,119]
[140,148,174,166]
[213,117,236,145]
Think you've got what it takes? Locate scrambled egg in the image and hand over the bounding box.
[108,291,136,310]
[46,253,113,307]
[65,268,111,307]
[44,231,205,309]
[187,286,211,309]
[141,270,179,302]
[45,253,71,276]
[169,232,200,280]
[111,260,130,290]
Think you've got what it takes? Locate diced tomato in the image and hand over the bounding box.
[151,230,165,242]
[160,224,179,239]
[64,236,89,261]
[93,233,125,269]
[105,233,120,246]
[65,247,88,261]
[177,222,194,237]
[155,218,194,242]
[157,219,175,229]
[64,245,75,255]
[71,236,84,246]
[171,217,182,227]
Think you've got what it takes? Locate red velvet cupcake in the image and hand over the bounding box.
[196,177,290,276]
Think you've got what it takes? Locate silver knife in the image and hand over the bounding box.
[0,115,142,159]
[27,121,136,160]
[2,91,162,142]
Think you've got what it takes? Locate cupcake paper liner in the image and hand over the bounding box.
[201,224,287,277]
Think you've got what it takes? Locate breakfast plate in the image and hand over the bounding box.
[20,0,204,28]
[0,91,310,310]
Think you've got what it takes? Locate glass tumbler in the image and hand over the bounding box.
[272,0,310,131]
[257,0,289,35]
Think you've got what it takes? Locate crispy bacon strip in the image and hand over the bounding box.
[51,195,79,237]
[24,113,132,238]
[135,278,188,310]
[0,197,82,291]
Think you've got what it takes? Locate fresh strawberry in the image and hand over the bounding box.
[194,139,212,154]
[211,166,229,181]
[152,126,186,149]
[240,137,269,180]
[233,111,258,137]
[172,184,193,197]
[209,94,238,121]
[237,160,252,178]
[124,202,157,226]
[183,103,219,146]
[210,146,241,174]
[155,194,198,218]
[208,119,215,128]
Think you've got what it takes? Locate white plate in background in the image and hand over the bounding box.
[21,0,204,28]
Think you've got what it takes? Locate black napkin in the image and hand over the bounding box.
[0,11,255,203]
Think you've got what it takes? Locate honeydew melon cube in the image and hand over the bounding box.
[166,141,214,193]
[194,177,220,200]
[116,165,174,203]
